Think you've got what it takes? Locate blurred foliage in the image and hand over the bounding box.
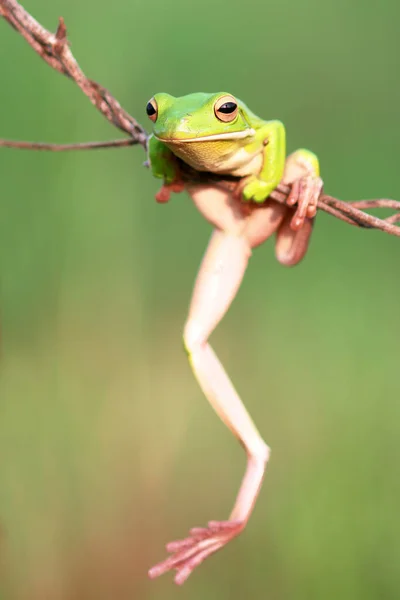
[0,0,399,598]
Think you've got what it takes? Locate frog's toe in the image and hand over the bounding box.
[253,187,270,202]
[288,175,323,231]
[242,180,271,203]
[242,180,259,202]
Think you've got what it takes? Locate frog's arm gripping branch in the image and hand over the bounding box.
[1,0,400,235]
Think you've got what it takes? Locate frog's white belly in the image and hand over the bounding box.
[168,139,263,177]
[217,148,263,177]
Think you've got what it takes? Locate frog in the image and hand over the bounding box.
[146,92,323,585]
[146,91,321,229]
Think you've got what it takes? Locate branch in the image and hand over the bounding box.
[0,138,136,151]
[0,138,137,152]
[0,0,147,146]
[1,0,400,238]
[280,191,400,237]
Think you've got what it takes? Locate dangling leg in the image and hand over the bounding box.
[148,160,321,583]
[149,223,276,584]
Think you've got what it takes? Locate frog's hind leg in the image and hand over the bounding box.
[275,149,323,266]
[149,226,271,585]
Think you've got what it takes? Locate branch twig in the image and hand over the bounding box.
[0,0,147,146]
[0,138,136,151]
[1,0,400,237]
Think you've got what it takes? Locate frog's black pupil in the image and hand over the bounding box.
[146,102,156,116]
[218,102,237,114]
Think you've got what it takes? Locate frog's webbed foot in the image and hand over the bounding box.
[234,176,276,204]
[286,175,323,230]
[148,520,244,585]
[155,179,186,203]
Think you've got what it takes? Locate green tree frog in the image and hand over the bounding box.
[146,92,323,585]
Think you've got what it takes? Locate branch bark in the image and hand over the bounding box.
[1,0,400,237]
[0,138,136,151]
[0,0,147,145]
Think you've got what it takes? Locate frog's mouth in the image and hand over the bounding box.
[155,129,255,143]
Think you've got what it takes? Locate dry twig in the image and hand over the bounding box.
[0,138,136,151]
[0,0,147,145]
[1,0,400,237]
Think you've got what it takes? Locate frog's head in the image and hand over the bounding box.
[146,92,255,143]
[145,92,258,172]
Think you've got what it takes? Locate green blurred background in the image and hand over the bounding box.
[1,0,400,598]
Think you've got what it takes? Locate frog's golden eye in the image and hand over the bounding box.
[214,95,238,122]
[146,98,158,122]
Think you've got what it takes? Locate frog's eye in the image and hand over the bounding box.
[214,95,238,122]
[146,98,158,122]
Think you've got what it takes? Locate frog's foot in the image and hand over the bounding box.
[286,175,323,230]
[236,176,276,204]
[155,180,185,203]
[148,519,244,585]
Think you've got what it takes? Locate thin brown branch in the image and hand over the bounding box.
[385,213,400,225]
[175,168,400,237]
[318,194,400,236]
[349,199,400,210]
[0,0,147,145]
[0,138,136,151]
[1,0,400,238]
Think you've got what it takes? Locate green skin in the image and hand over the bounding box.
[147,92,319,202]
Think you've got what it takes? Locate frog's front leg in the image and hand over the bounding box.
[241,120,286,203]
[147,134,185,203]
[283,148,323,231]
